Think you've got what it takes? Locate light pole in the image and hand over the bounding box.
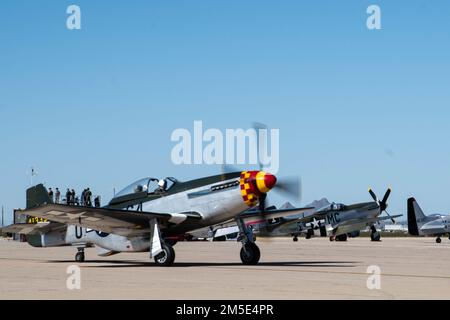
[27,166,38,186]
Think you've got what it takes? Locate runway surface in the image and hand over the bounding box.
[1,237,449,299]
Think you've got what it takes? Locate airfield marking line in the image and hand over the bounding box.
[207,266,450,280]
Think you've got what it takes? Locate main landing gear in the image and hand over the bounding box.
[436,237,442,244]
[149,218,176,267]
[154,243,176,266]
[75,247,85,262]
[236,218,261,265]
[240,243,261,265]
[370,226,381,242]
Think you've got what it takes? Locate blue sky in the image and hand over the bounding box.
[1,0,450,225]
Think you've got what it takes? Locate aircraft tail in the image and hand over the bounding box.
[26,184,53,209]
[407,197,426,236]
[96,245,120,257]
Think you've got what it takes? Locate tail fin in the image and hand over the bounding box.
[26,184,52,209]
[407,197,426,236]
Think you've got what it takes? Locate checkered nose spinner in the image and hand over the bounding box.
[240,171,277,207]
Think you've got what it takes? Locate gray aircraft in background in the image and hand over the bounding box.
[208,188,402,242]
[407,197,450,243]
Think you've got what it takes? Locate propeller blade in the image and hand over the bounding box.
[274,176,302,202]
[252,122,268,172]
[381,188,391,206]
[368,188,378,203]
[384,209,396,224]
[259,193,267,213]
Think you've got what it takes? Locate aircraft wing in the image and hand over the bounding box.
[375,215,403,222]
[337,214,403,228]
[16,204,202,237]
[240,207,315,222]
[1,222,66,235]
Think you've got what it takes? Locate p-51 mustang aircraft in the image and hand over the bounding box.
[211,188,401,242]
[3,171,321,266]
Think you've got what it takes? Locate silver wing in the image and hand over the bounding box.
[16,204,201,237]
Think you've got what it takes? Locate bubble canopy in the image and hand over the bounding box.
[114,177,178,198]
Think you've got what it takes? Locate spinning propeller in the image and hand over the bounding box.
[221,122,303,234]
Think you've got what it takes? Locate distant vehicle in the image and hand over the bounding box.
[407,197,450,243]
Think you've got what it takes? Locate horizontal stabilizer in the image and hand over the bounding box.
[96,245,120,257]
[1,222,65,235]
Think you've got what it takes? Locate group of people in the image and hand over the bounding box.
[48,187,100,207]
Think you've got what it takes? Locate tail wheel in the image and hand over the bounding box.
[240,243,261,265]
[154,243,176,266]
[75,252,85,263]
[436,237,442,244]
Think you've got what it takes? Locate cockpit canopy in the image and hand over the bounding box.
[114,177,178,198]
[317,202,345,213]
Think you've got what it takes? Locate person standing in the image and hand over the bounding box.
[48,188,54,203]
[81,189,86,206]
[86,188,92,207]
[55,188,61,204]
[94,196,101,208]
[66,188,71,205]
[71,189,76,205]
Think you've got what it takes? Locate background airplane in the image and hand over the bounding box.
[407,197,450,243]
[207,188,401,242]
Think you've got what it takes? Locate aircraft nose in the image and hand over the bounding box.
[255,171,277,193]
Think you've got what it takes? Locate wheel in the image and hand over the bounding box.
[75,252,85,262]
[371,232,381,242]
[154,243,176,266]
[436,237,442,244]
[293,236,298,242]
[240,243,261,265]
[336,234,348,242]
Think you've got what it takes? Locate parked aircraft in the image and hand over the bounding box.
[3,171,322,266]
[210,189,401,242]
[407,197,450,243]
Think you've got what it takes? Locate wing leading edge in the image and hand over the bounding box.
[16,204,201,237]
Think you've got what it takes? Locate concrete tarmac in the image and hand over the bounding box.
[1,237,449,299]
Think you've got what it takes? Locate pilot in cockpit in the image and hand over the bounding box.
[158,179,167,192]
